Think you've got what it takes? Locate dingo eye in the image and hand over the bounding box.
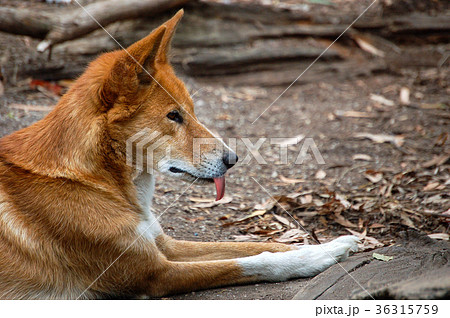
[167,110,183,124]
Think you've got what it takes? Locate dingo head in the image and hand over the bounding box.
[84,10,237,199]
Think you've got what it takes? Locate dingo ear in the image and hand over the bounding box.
[155,9,184,64]
[126,24,167,83]
[124,9,184,83]
[98,25,167,108]
[98,11,183,108]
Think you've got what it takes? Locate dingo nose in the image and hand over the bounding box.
[223,152,238,169]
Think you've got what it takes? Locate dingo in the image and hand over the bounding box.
[0,10,358,299]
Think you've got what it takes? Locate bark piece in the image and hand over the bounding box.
[293,230,450,300]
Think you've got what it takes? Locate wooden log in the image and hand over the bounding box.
[0,0,191,52]
[189,60,390,86]
[0,0,448,53]
[37,0,191,51]
[0,8,54,38]
[178,39,342,76]
[3,0,448,84]
[387,13,450,34]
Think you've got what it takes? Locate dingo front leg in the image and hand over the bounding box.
[155,234,296,262]
[237,235,359,282]
[147,236,359,296]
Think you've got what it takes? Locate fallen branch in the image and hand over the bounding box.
[0,0,191,52]
[0,8,53,38]
[9,104,54,112]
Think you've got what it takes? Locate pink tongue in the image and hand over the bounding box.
[213,176,226,201]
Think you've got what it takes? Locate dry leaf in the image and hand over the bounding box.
[334,214,358,227]
[428,233,449,240]
[215,113,232,121]
[192,195,232,208]
[373,253,393,262]
[355,132,405,147]
[279,175,305,184]
[354,37,386,57]
[276,134,305,146]
[273,195,299,211]
[254,198,276,211]
[313,199,324,207]
[335,193,352,209]
[46,0,72,3]
[420,103,447,110]
[422,154,450,168]
[286,192,300,199]
[272,214,294,227]
[423,182,440,192]
[382,183,393,197]
[364,236,384,249]
[334,110,376,118]
[435,132,448,147]
[275,229,307,243]
[57,79,74,88]
[232,234,267,242]
[364,170,383,183]
[347,229,383,251]
[222,210,267,227]
[352,154,373,161]
[423,194,447,205]
[346,228,366,240]
[268,222,283,231]
[315,169,326,180]
[30,79,63,96]
[230,87,267,100]
[9,103,54,112]
[185,216,205,223]
[400,212,417,229]
[286,190,313,199]
[400,87,410,105]
[245,210,267,219]
[189,197,214,203]
[300,194,313,204]
[370,94,394,106]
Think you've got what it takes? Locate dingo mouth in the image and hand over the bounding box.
[168,166,215,182]
[168,166,226,201]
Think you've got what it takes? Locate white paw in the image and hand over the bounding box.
[238,235,360,282]
[297,235,359,275]
[324,235,360,254]
[328,235,360,246]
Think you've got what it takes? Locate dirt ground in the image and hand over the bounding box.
[0,0,448,300]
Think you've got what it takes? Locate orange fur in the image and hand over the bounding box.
[0,10,294,299]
